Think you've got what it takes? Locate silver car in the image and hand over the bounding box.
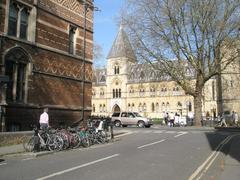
[111,112,152,128]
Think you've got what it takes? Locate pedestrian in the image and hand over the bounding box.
[231,111,235,126]
[174,112,179,126]
[234,112,238,127]
[169,112,175,127]
[39,108,49,130]
[220,112,227,127]
[164,112,169,126]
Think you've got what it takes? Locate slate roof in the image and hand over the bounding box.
[107,25,136,62]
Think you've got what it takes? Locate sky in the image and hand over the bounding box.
[93,0,124,67]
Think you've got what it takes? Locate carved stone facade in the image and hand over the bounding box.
[0,0,93,131]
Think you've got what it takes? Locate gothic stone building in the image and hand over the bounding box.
[0,0,93,131]
[92,26,240,119]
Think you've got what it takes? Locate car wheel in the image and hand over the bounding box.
[137,121,145,128]
[114,120,121,127]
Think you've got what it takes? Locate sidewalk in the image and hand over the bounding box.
[0,130,127,157]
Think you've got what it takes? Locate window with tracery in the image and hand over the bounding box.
[8,1,30,40]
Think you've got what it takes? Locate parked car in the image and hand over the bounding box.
[111,112,153,128]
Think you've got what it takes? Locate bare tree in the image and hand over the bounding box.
[93,41,104,68]
[123,0,240,126]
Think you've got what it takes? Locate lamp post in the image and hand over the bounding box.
[78,0,99,121]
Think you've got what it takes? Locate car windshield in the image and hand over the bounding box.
[133,112,142,117]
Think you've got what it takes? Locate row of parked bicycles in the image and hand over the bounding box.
[23,120,112,152]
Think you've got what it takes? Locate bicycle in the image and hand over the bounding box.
[23,127,64,152]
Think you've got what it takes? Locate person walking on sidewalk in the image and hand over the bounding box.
[220,112,227,127]
[234,112,238,127]
[39,108,49,130]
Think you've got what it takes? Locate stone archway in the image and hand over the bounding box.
[112,104,121,113]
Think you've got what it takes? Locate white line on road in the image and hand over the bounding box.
[174,132,188,138]
[0,163,7,166]
[137,139,166,149]
[188,135,234,180]
[22,158,34,161]
[36,154,120,180]
[153,131,163,134]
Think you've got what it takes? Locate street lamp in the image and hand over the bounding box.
[78,0,99,121]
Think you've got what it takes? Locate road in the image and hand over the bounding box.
[0,127,239,180]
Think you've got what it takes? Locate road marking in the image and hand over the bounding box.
[188,135,234,180]
[137,139,166,149]
[174,132,188,138]
[0,163,7,166]
[166,131,176,134]
[22,158,34,161]
[36,154,120,180]
[142,130,153,133]
[153,131,163,134]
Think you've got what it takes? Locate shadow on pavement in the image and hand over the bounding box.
[205,128,240,162]
[0,159,5,162]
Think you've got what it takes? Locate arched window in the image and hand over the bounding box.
[139,103,142,112]
[99,104,102,112]
[212,81,215,100]
[119,89,121,98]
[113,89,115,98]
[151,103,155,112]
[103,104,106,112]
[156,103,159,113]
[20,8,29,39]
[166,102,170,111]
[132,103,135,111]
[128,103,131,111]
[161,102,165,111]
[188,102,192,112]
[143,103,147,112]
[8,3,18,36]
[100,89,104,97]
[93,104,95,112]
[5,48,29,102]
[114,64,120,74]
[8,2,30,40]
[116,89,119,98]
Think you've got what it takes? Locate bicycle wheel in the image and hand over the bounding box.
[81,137,90,148]
[23,136,35,152]
[47,134,64,151]
[71,133,81,149]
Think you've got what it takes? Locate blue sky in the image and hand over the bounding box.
[93,0,124,67]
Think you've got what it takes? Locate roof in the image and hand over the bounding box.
[107,25,136,62]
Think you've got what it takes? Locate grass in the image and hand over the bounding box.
[152,118,164,125]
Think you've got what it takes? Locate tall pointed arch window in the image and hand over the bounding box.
[8,1,30,40]
[69,26,76,54]
[20,8,28,39]
[114,64,120,74]
[5,48,30,102]
[8,3,18,36]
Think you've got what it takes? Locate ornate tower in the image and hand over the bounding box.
[106,25,136,113]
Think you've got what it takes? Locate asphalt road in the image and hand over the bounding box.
[0,127,238,180]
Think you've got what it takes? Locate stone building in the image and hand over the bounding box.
[92,25,216,119]
[92,25,240,119]
[0,0,93,131]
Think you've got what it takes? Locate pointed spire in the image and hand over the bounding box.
[107,24,136,62]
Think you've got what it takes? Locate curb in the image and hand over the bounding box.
[0,132,128,157]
